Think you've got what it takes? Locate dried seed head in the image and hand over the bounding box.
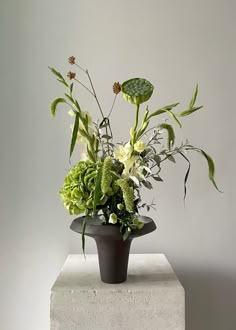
[112,82,121,94]
[67,71,76,80]
[68,56,76,65]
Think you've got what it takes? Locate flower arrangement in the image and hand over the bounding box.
[49,56,219,249]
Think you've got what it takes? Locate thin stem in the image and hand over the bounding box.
[75,63,87,73]
[86,69,105,119]
[75,62,105,119]
[133,104,140,132]
[74,78,94,96]
[108,94,117,118]
[131,104,140,147]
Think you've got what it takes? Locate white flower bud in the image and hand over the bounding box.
[109,213,117,225]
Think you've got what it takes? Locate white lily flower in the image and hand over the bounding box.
[134,140,145,153]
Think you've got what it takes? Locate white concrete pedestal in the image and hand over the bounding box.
[50,254,185,330]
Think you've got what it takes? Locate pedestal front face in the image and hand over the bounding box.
[50,254,185,330]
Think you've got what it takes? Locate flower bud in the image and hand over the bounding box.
[109,213,118,224]
[117,203,124,210]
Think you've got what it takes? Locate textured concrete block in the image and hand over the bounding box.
[50,254,185,330]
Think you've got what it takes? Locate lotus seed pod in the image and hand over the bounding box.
[121,78,154,105]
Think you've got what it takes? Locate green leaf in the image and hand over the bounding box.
[65,93,74,103]
[49,67,68,87]
[177,106,203,117]
[70,83,74,95]
[179,152,191,200]
[93,167,102,214]
[82,217,87,256]
[74,100,81,112]
[148,103,179,117]
[101,134,112,140]
[86,146,95,162]
[153,176,163,182]
[153,154,161,166]
[164,109,182,128]
[70,112,79,158]
[158,123,175,149]
[189,84,198,109]
[187,147,221,192]
[50,97,66,117]
[142,180,153,189]
[123,228,130,241]
[168,155,176,163]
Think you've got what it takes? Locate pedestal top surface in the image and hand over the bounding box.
[51,254,184,293]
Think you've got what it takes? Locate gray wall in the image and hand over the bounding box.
[0,1,235,329]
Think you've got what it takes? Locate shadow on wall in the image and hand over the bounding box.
[179,268,236,330]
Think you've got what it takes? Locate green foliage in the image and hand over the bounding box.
[148,103,182,127]
[179,152,191,200]
[70,112,79,159]
[189,84,198,108]
[49,60,221,253]
[176,106,203,117]
[186,147,221,192]
[176,85,203,117]
[49,67,68,87]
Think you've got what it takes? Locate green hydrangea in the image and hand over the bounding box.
[59,160,103,215]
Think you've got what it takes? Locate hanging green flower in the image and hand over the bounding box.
[121,78,154,105]
[116,179,134,213]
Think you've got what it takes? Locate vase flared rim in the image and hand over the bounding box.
[70,214,156,239]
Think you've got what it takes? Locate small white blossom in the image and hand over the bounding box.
[134,140,145,153]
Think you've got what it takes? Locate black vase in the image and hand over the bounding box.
[70,215,156,284]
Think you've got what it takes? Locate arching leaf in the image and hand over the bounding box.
[179,152,191,200]
[187,147,222,192]
[70,112,79,158]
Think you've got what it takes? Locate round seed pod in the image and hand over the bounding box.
[121,78,154,105]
